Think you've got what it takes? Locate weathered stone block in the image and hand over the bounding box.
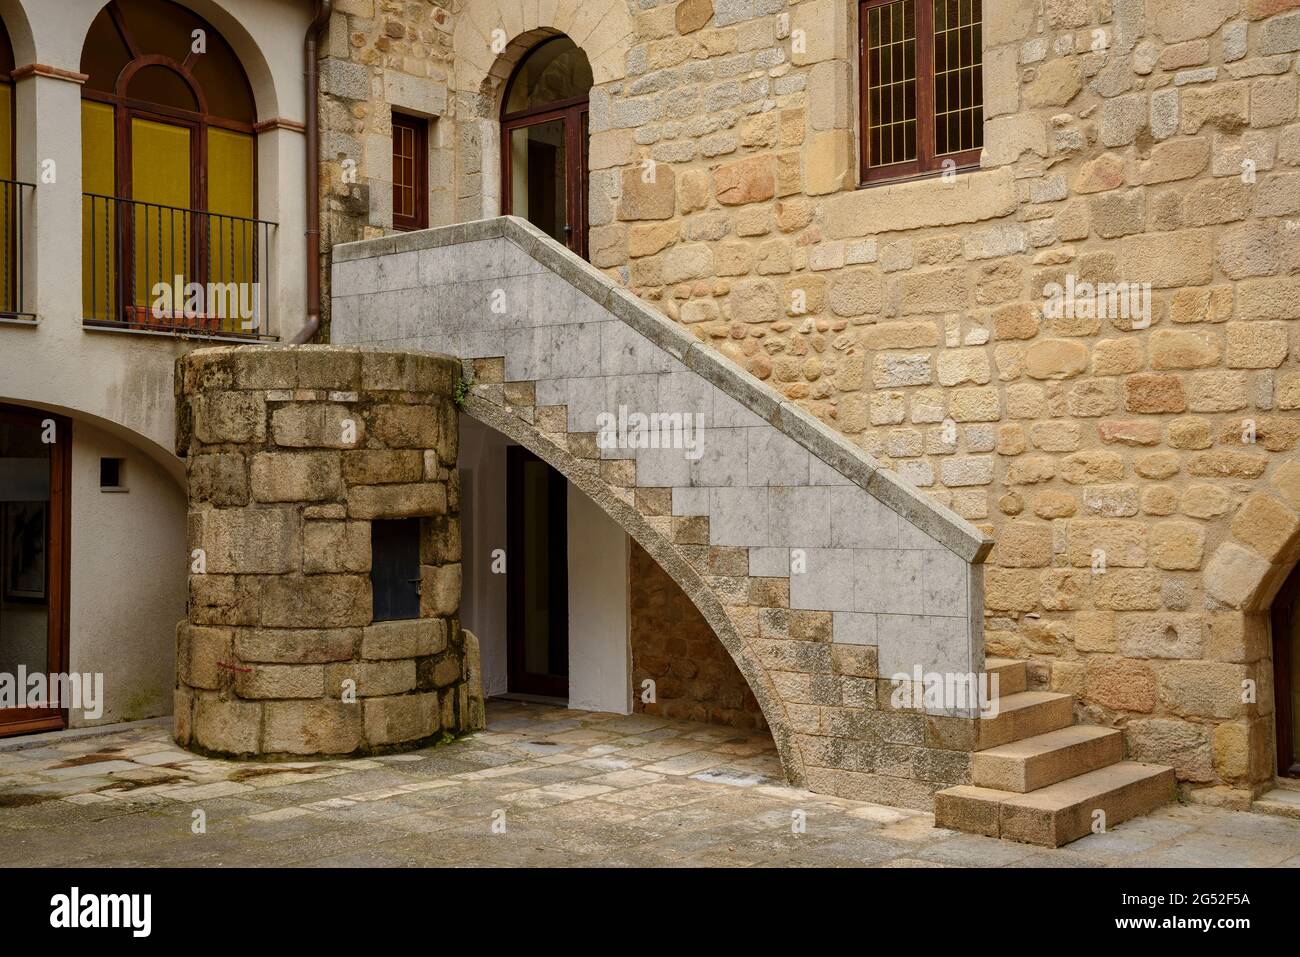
[362,618,447,659]
[347,482,446,519]
[263,699,364,755]
[327,660,417,697]
[234,627,358,663]
[250,452,342,503]
[193,694,262,755]
[304,520,371,573]
[261,575,371,628]
[235,664,325,699]
[189,506,300,575]
[364,692,440,745]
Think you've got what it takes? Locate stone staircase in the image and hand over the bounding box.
[934,658,1175,847]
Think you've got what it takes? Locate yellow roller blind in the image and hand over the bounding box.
[81,100,116,320]
[206,128,255,330]
[130,117,190,310]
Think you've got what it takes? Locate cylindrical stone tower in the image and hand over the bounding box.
[173,345,481,758]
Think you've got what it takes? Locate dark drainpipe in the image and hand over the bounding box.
[292,0,333,344]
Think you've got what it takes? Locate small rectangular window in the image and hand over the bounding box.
[99,457,126,491]
[371,518,421,621]
[391,112,428,231]
[859,0,983,184]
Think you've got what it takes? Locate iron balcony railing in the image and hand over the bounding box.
[82,193,277,339]
[0,178,35,319]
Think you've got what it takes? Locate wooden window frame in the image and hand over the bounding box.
[391,111,428,232]
[858,0,983,187]
[79,1,261,332]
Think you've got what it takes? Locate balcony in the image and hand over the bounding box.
[0,177,34,321]
[82,193,277,340]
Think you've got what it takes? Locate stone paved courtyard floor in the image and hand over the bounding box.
[2,700,1300,867]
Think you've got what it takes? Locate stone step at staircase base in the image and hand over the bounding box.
[936,761,1176,847]
[1252,785,1300,821]
[973,725,1125,793]
[933,657,1175,847]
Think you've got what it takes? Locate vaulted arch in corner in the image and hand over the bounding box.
[1200,464,1300,786]
[460,395,805,787]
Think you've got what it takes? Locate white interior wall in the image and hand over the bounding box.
[565,486,631,714]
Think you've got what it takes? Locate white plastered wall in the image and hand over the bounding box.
[68,419,187,726]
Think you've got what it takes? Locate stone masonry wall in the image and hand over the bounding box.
[325,0,1300,800]
[173,345,481,758]
[630,539,767,728]
[567,0,1300,802]
[317,0,456,341]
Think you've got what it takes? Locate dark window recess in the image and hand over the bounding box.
[371,518,422,621]
[391,112,428,231]
[99,457,124,489]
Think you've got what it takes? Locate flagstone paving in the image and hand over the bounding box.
[1,701,1299,867]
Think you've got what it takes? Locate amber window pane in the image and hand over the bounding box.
[933,0,982,156]
[504,37,594,115]
[0,20,14,76]
[126,64,198,112]
[865,0,917,169]
[80,7,134,94]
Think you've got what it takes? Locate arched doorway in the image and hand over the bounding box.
[500,36,592,259]
[1273,565,1300,777]
[80,0,268,335]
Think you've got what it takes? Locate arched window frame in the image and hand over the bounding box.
[79,1,258,213]
[499,36,592,260]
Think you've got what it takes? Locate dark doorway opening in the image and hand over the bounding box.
[506,446,568,698]
[1273,565,1300,778]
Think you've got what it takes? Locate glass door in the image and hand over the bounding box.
[503,107,588,259]
[501,37,592,260]
[0,404,68,736]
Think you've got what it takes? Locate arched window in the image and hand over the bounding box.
[81,0,266,335]
[501,37,592,259]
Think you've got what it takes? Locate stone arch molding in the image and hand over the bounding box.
[451,0,632,94]
[1202,460,1300,613]
[329,216,994,808]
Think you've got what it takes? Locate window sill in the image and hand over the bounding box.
[857,163,981,190]
[82,320,278,344]
[0,314,38,327]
